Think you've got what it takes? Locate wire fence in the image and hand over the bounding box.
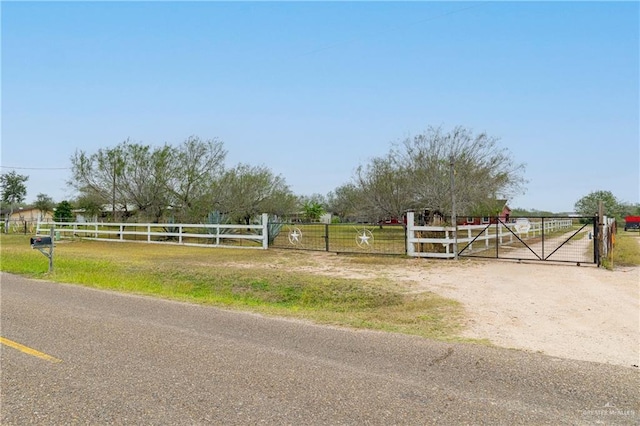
[268,222,406,255]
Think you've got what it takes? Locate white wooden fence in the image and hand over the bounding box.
[406,211,574,259]
[36,212,575,258]
[36,213,269,250]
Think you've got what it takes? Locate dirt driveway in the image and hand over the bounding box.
[403,261,638,368]
[292,253,639,369]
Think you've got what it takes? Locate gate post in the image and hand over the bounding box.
[262,213,269,249]
[598,202,605,266]
[406,211,415,257]
[594,215,600,266]
[541,217,545,260]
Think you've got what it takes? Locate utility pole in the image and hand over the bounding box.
[112,161,117,222]
[450,156,458,260]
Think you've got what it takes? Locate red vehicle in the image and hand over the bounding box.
[378,216,407,225]
[624,216,640,231]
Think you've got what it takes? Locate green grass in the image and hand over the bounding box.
[0,234,467,341]
[606,230,640,268]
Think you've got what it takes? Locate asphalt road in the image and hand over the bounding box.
[1,272,638,425]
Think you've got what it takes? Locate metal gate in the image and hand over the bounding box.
[457,216,597,265]
[268,222,406,255]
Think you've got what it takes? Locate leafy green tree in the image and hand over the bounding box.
[1,171,28,232]
[574,190,624,218]
[215,164,296,224]
[53,200,75,222]
[298,194,328,222]
[1,171,28,206]
[510,207,555,217]
[34,193,55,220]
[625,203,640,216]
[302,201,326,222]
[75,193,105,222]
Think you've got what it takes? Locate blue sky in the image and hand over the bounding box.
[2,1,638,213]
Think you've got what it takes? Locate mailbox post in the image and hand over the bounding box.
[31,228,54,273]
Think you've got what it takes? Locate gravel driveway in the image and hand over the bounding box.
[292,253,639,369]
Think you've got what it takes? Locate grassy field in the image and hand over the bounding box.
[606,229,640,268]
[0,234,466,341]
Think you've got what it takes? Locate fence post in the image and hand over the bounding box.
[450,157,458,260]
[406,211,415,257]
[48,226,55,273]
[325,224,329,252]
[593,215,600,265]
[541,217,545,260]
[262,213,269,249]
[495,221,499,258]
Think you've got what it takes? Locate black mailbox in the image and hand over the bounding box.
[30,236,53,248]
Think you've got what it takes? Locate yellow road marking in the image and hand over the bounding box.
[0,336,62,363]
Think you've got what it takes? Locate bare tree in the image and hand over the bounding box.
[119,142,172,222]
[70,144,127,221]
[354,156,414,222]
[395,126,526,214]
[70,136,228,223]
[341,126,526,220]
[167,136,227,222]
[336,126,525,223]
[327,183,363,222]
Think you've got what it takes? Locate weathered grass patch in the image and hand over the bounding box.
[607,231,640,268]
[0,234,464,340]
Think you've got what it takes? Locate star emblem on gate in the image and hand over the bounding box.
[356,229,374,249]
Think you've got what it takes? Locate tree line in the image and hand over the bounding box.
[3,126,637,225]
[328,126,526,222]
[69,135,299,224]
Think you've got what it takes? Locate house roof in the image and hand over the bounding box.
[1,205,36,215]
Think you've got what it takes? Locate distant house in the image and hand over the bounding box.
[0,206,54,232]
[6,206,54,223]
[460,199,511,225]
[289,211,333,224]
